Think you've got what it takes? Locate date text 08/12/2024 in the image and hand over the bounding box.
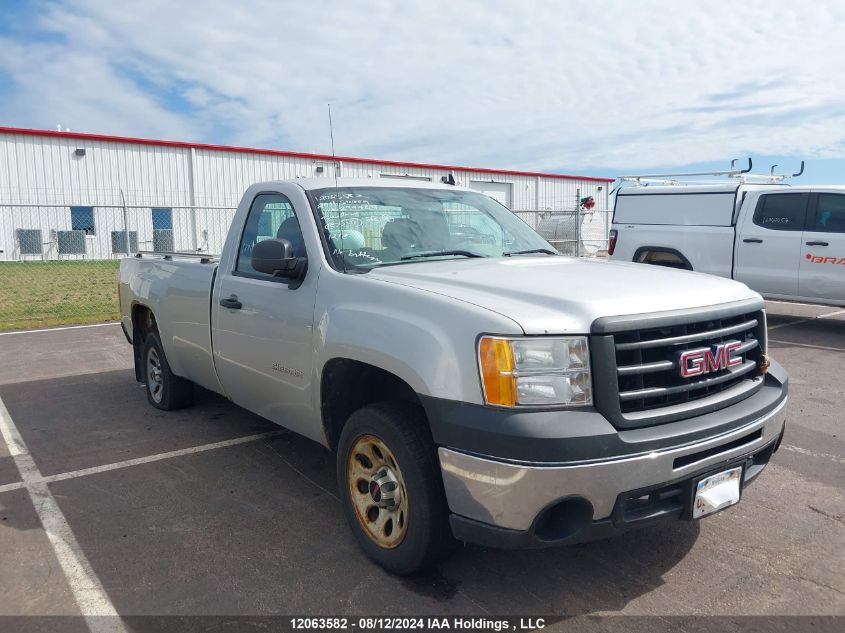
[289,617,547,630]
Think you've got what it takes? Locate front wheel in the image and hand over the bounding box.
[337,402,453,574]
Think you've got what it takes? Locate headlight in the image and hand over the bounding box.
[478,336,592,407]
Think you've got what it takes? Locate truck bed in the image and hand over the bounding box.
[611,185,739,277]
[119,253,224,395]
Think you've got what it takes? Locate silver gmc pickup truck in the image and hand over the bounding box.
[119,178,788,574]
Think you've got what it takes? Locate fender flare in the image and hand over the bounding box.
[632,246,693,271]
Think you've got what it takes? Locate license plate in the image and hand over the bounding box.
[692,466,743,519]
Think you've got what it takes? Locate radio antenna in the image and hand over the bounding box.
[328,103,337,166]
[328,103,346,272]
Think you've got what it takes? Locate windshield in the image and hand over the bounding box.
[310,187,555,270]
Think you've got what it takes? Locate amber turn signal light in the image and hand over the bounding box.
[478,337,517,407]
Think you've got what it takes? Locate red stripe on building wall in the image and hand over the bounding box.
[0,126,614,183]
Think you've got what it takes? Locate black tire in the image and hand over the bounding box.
[337,401,453,575]
[142,332,194,410]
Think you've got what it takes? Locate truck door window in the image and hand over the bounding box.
[236,193,305,277]
[752,193,808,231]
[808,194,845,233]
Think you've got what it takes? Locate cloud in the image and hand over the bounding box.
[1,0,844,171]
[0,36,199,140]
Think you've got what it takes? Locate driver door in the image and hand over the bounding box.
[734,192,808,297]
[212,192,318,440]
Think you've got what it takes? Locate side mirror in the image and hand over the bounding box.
[251,238,303,279]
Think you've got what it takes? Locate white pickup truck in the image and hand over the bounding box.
[610,182,845,305]
[119,178,788,574]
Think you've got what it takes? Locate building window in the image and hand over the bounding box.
[152,207,173,231]
[70,206,96,235]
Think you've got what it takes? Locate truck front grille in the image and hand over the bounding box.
[613,311,764,415]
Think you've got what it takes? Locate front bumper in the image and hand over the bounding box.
[439,394,787,547]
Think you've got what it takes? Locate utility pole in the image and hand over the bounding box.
[120,189,131,255]
[575,188,581,257]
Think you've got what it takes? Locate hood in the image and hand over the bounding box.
[367,256,759,334]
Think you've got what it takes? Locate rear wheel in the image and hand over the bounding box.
[337,402,453,574]
[143,332,194,410]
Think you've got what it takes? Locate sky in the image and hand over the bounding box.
[1,0,844,183]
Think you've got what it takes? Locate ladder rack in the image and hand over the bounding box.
[619,158,805,186]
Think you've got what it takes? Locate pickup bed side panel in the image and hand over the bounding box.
[119,257,225,395]
[313,270,524,408]
[612,224,735,277]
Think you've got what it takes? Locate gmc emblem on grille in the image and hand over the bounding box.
[678,341,743,378]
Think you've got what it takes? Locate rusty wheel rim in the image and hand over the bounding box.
[347,434,409,549]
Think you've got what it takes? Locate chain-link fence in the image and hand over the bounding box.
[0,202,235,331]
[0,200,610,331]
[515,207,612,256]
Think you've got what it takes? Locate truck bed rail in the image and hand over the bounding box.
[133,251,218,263]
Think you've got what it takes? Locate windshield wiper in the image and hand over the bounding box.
[503,248,558,256]
[401,250,484,261]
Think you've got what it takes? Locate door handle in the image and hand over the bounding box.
[806,240,829,246]
[743,238,763,243]
[220,295,242,310]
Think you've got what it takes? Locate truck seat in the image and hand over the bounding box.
[276,217,306,257]
[381,218,423,252]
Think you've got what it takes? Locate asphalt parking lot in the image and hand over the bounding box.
[0,302,843,627]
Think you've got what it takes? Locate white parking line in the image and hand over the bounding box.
[768,309,845,331]
[781,444,845,465]
[0,429,288,493]
[766,300,839,308]
[0,322,118,336]
[46,430,288,484]
[769,339,845,352]
[0,480,25,493]
[0,396,126,632]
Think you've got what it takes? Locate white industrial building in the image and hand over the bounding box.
[0,126,613,260]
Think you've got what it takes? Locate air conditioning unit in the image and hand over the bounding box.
[16,229,43,256]
[111,231,139,254]
[57,230,87,255]
[152,229,174,252]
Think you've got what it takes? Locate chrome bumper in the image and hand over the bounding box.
[438,397,787,531]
